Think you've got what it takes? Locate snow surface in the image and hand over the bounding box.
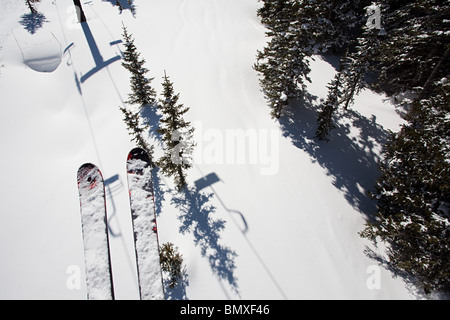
[0,0,415,299]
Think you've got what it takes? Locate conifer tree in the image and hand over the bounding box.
[315,71,343,140]
[374,0,450,97]
[360,82,450,294]
[120,25,156,157]
[25,0,37,14]
[254,0,311,119]
[160,242,184,289]
[157,72,195,191]
[254,31,311,118]
[121,25,156,110]
[296,0,367,52]
[254,0,371,119]
[339,24,381,110]
[119,106,153,155]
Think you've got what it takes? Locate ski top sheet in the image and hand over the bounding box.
[126,148,164,300]
[77,163,115,300]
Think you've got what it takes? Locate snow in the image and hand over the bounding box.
[0,0,415,299]
[15,27,62,73]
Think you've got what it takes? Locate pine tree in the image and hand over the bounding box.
[254,0,372,119]
[121,25,156,110]
[315,71,343,140]
[360,82,450,294]
[25,0,37,14]
[160,242,184,289]
[119,106,153,156]
[120,25,157,157]
[339,24,382,110]
[374,0,450,97]
[254,31,311,118]
[157,72,195,191]
[254,0,311,118]
[293,0,372,53]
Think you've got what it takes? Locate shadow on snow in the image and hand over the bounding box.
[170,185,240,297]
[278,92,390,221]
[19,12,48,34]
[80,21,121,83]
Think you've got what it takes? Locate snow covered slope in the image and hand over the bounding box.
[0,0,414,299]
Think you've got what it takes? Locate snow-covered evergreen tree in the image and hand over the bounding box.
[375,0,450,97]
[361,82,450,294]
[254,30,311,118]
[255,0,311,118]
[120,25,156,157]
[255,0,373,119]
[339,18,382,110]
[316,3,383,139]
[290,0,373,54]
[160,242,184,289]
[315,71,343,140]
[121,25,156,110]
[157,72,195,191]
[119,106,153,156]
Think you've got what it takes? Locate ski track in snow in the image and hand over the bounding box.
[0,0,414,299]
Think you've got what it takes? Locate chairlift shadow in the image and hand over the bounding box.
[80,21,121,83]
[191,171,288,299]
[170,181,240,296]
[104,174,124,237]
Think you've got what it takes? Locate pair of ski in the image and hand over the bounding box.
[77,148,163,300]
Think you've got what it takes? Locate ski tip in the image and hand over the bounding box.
[77,163,103,183]
[78,163,98,175]
[127,147,150,163]
[78,163,96,172]
[78,163,96,177]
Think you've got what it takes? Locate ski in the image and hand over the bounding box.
[126,148,164,300]
[77,163,115,300]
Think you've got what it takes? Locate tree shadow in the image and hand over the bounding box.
[140,104,163,146]
[171,186,240,296]
[164,265,190,300]
[279,92,390,220]
[150,166,165,217]
[363,245,431,298]
[19,12,48,34]
[103,0,137,16]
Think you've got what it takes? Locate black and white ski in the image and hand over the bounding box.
[126,148,164,300]
[77,163,115,300]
